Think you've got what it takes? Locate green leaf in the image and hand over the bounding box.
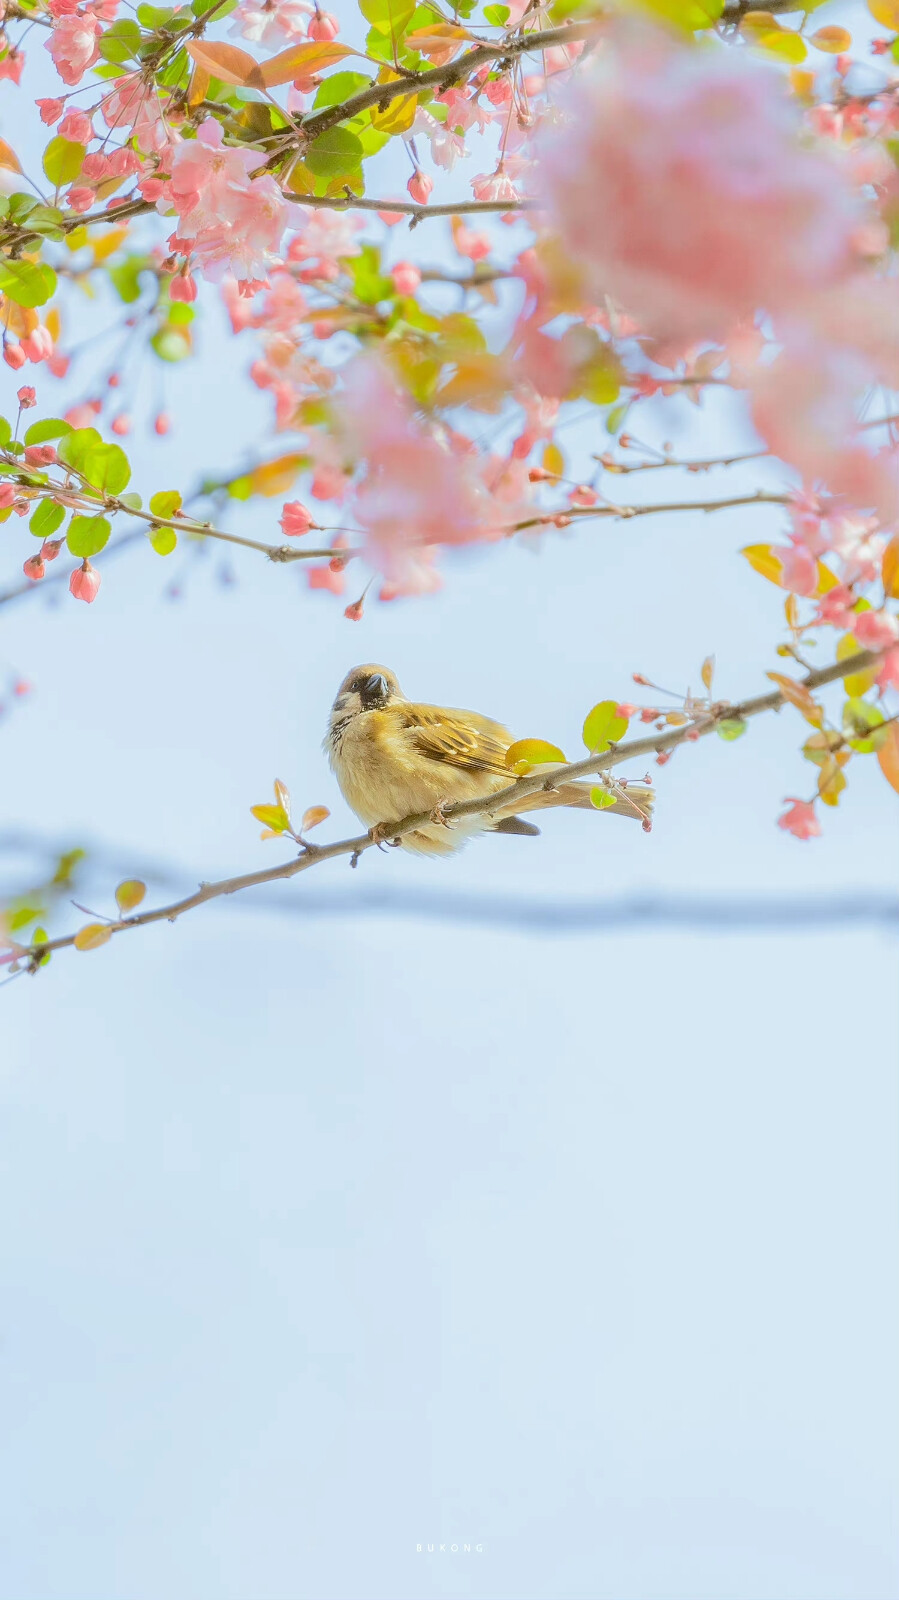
[149,526,177,555]
[716,718,747,741]
[313,69,370,108]
[582,700,629,752]
[97,18,142,63]
[120,492,143,510]
[82,442,131,494]
[360,0,416,35]
[606,401,630,435]
[57,427,103,474]
[347,243,393,305]
[842,697,887,753]
[67,515,111,558]
[24,418,72,446]
[0,259,56,309]
[29,500,65,539]
[150,490,182,519]
[25,205,66,240]
[589,786,617,809]
[304,127,365,178]
[0,417,10,447]
[115,879,146,912]
[9,905,43,932]
[42,136,85,187]
[484,2,510,18]
[109,256,151,305]
[151,324,192,362]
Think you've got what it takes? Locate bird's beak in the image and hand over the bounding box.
[364,672,389,703]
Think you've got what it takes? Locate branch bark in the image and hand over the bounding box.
[11,648,881,967]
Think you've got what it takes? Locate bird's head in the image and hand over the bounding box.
[330,664,403,725]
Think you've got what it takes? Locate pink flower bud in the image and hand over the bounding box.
[378,203,405,225]
[3,343,26,371]
[0,484,16,509]
[169,270,197,304]
[69,559,101,603]
[24,445,57,466]
[41,537,63,560]
[16,386,36,408]
[407,170,433,205]
[12,678,31,697]
[614,703,637,718]
[344,599,364,621]
[108,372,120,388]
[528,467,549,482]
[279,500,314,538]
[37,97,65,124]
[21,326,54,362]
[853,608,899,650]
[154,412,171,436]
[23,555,45,581]
[308,9,339,38]
[390,261,422,297]
[110,414,130,436]
[655,750,671,766]
[570,485,598,507]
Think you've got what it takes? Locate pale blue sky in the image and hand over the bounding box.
[1,12,898,1599]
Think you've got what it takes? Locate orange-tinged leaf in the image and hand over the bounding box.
[186,40,265,89]
[1,301,38,339]
[868,0,899,31]
[74,922,112,951]
[837,632,877,697]
[701,654,714,692]
[115,879,146,913]
[789,67,815,99]
[250,803,290,831]
[883,534,899,598]
[274,778,291,819]
[370,88,419,134]
[300,804,330,833]
[665,711,688,725]
[877,721,899,793]
[91,227,128,265]
[767,671,823,726]
[0,137,22,174]
[811,24,851,50]
[504,738,567,774]
[742,543,784,586]
[784,593,799,631]
[260,38,354,85]
[249,455,304,496]
[188,62,211,108]
[405,21,472,49]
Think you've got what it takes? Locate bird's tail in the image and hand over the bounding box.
[502,771,654,825]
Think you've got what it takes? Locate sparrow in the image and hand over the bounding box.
[325,664,654,857]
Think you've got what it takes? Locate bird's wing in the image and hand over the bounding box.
[400,703,513,777]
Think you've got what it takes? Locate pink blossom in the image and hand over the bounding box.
[307,562,345,595]
[339,357,487,582]
[45,10,101,85]
[536,20,861,340]
[774,543,818,597]
[279,500,314,537]
[41,538,63,560]
[407,170,433,205]
[391,262,421,297]
[37,97,65,124]
[67,187,97,213]
[23,556,45,582]
[58,109,93,142]
[154,412,170,436]
[70,559,101,602]
[453,222,491,261]
[165,119,300,284]
[17,386,36,408]
[21,326,54,363]
[231,0,311,47]
[110,413,130,436]
[0,483,16,509]
[815,584,857,631]
[852,608,899,650]
[24,445,56,466]
[343,598,364,621]
[471,164,520,204]
[777,798,821,840]
[3,343,26,371]
[877,646,899,691]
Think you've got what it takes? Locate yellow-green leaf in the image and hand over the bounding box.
[504,738,567,774]
[149,526,177,556]
[250,803,290,831]
[837,633,878,697]
[742,543,783,586]
[115,879,146,913]
[582,700,629,752]
[869,0,899,31]
[589,786,617,809]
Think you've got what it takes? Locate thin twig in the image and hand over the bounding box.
[11,649,882,967]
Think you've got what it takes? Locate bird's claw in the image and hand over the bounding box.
[430,798,453,827]
[369,821,400,849]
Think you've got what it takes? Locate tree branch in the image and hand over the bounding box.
[11,648,882,968]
